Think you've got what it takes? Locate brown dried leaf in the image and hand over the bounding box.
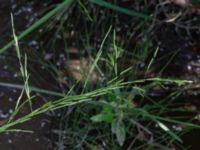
[66,57,98,82]
[171,0,188,7]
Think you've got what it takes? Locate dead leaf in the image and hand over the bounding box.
[66,57,98,82]
[171,0,189,7]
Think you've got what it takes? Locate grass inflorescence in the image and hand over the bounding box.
[0,0,199,149]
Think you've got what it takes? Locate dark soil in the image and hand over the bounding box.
[152,4,200,150]
[0,0,52,150]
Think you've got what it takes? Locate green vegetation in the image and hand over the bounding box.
[0,0,199,149]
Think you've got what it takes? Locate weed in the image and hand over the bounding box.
[0,0,199,149]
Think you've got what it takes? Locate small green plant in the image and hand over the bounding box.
[91,89,133,146]
[11,13,32,109]
[0,0,199,149]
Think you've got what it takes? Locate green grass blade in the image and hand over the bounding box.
[89,0,151,20]
[82,26,112,92]
[0,82,65,97]
[0,0,73,53]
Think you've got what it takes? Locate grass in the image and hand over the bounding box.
[0,0,74,53]
[0,0,199,149]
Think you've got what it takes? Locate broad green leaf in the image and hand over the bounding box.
[91,113,113,123]
[116,122,126,146]
[112,119,126,146]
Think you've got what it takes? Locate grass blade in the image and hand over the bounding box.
[89,0,151,20]
[0,0,73,53]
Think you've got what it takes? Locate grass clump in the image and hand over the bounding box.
[0,0,199,149]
